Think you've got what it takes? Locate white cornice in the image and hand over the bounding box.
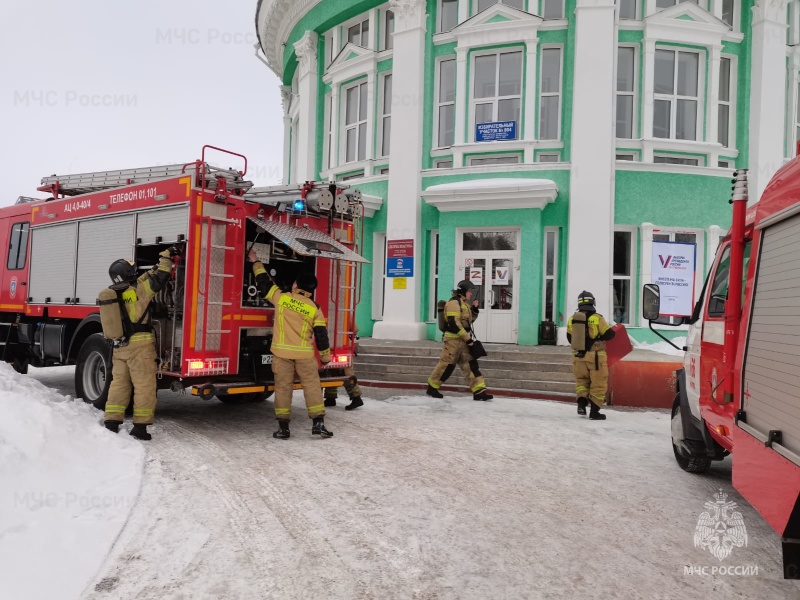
[422,178,558,211]
[359,193,384,217]
[256,0,321,79]
[615,161,734,177]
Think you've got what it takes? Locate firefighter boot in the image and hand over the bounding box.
[324,397,337,407]
[130,424,152,441]
[273,420,291,440]
[589,402,607,421]
[426,385,444,399]
[104,420,121,433]
[473,390,494,401]
[345,396,364,411]
[577,397,589,416]
[311,417,333,438]
[324,391,337,407]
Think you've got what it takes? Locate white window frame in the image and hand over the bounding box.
[439,0,460,33]
[718,55,735,149]
[720,0,736,29]
[539,45,563,141]
[326,31,338,67]
[341,14,371,50]
[616,45,638,140]
[435,57,457,148]
[381,8,395,51]
[789,1,800,46]
[653,153,702,166]
[468,154,522,165]
[435,158,455,168]
[323,94,333,170]
[428,230,440,322]
[612,228,637,326]
[542,0,565,19]
[542,227,559,323]
[718,160,732,168]
[656,0,708,11]
[470,48,524,143]
[378,72,393,158]
[653,47,704,142]
[616,152,637,161]
[341,80,369,164]
[372,232,387,320]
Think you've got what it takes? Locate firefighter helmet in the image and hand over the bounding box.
[109,259,137,286]
[577,290,596,312]
[455,280,476,296]
[296,272,318,293]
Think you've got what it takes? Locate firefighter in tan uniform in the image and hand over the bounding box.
[103,248,177,440]
[426,280,493,401]
[249,250,333,439]
[566,290,616,421]
[324,322,363,411]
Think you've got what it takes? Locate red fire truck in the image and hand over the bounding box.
[644,165,800,578]
[0,145,366,406]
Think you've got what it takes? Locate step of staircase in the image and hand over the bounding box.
[354,338,576,398]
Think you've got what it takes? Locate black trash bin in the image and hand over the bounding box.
[538,320,556,345]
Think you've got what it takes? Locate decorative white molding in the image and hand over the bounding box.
[279,85,292,116]
[293,31,318,77]
[422,178,559,211]
[322,43,378,86]
[256,0,321,78]
[389,0,427,31]
[752,0,791,24]
[422,162,571,179]
[451,3,543,47]
[359,193,384,217]
[615,160,735,177]
[644,2,731,46]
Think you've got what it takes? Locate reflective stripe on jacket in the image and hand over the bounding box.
[267,284,328,359]
[443,297,475,342]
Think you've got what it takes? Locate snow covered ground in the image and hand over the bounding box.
[20,367,800,599]
[0,365,144,600]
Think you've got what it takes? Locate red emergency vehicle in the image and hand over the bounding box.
[0,146,366,406]
[644,165,800,579]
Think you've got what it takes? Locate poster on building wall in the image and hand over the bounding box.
[468,267,484,285]
[386,239,414,277]
[651,241,697,317]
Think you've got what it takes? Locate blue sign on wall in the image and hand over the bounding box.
[387,257,414,277]
[475,121,517,142]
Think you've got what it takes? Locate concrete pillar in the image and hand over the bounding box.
[523,39,539,160]
[293,31,319,181]
[280,86,292,185]
[749,0,790,202]
[707,44,722,160]
[372,0,429,341]
[566,0,617,320]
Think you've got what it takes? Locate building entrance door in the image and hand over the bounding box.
[457,229,520,344]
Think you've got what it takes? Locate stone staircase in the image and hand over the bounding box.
[354,338,575,400]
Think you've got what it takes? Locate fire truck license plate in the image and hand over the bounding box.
[262,355,273,365]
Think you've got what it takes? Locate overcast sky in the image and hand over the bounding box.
[0,0,284,205]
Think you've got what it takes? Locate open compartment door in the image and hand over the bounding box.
[247,218,368,263]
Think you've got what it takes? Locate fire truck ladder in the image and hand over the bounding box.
[39,163,253,197]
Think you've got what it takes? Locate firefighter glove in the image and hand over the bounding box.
[320,350,331,365]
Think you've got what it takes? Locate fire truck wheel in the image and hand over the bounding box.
[671,398,712,474]
[216,391,272,404]
[75,334,113,408]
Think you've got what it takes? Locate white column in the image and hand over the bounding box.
[453,46,469,166]
[566,0,617,321]
[280,86,292,184]
[641,38,656,162]
[523,39,539,162]
[293,31,320,181]
[749,0,790,202]
[707,45,722,153]
[458,0,470,25]
[372,0,429,341]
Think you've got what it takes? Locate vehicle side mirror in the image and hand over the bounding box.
[642,284,661,321]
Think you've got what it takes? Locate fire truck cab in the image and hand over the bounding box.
[0,146,366,406]
[643,165,800,579]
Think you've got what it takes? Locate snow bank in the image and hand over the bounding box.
[632,335,687,357]
[0,363,144,600]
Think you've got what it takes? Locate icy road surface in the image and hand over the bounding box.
[29,367,800,600]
